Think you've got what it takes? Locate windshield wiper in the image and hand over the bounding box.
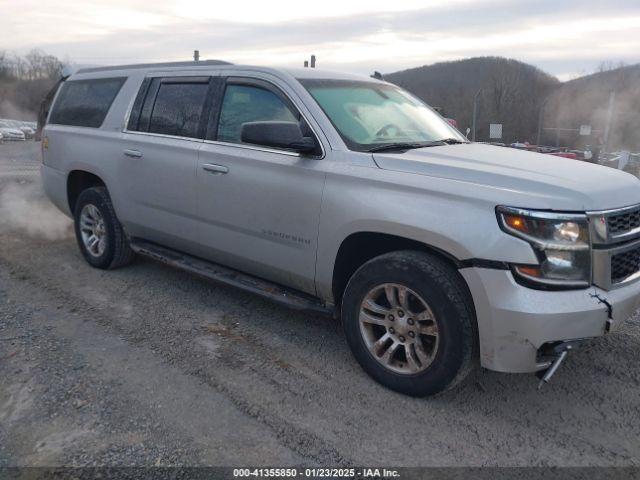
[437,138,468,144]
[366,141,446,153]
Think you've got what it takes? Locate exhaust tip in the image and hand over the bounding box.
[537,346,572,389]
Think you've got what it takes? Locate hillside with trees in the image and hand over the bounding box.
[0,50,64,120]
[543,64,640,151]
[385,57,560,144]
[386,57,640,151]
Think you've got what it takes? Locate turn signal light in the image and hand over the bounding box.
[504,214,527,233]
[514,265,542,278]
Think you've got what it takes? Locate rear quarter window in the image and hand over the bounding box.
[48,77,126,128]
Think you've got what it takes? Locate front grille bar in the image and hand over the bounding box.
[589,204,640,245]
[589,204,640,289]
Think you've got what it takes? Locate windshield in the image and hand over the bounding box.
[299,79,466,152]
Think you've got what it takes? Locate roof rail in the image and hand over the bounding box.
[76,59,232,74]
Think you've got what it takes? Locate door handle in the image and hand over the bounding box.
[202,163,229,175]
[124,149,143,158]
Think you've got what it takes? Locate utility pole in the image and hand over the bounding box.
[603,90,616,151]
[536,96,550,146]
[193,50,200,62]
[471,88,482,142]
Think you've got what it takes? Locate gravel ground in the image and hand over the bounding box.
[1,141,640,468]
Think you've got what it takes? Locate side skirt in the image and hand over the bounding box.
[129,239,332,315]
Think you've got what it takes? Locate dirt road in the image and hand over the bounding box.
[1,141,640,467]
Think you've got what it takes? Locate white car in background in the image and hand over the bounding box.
[0,121,27,141]
[0,119,35,139]
[19,122,38,139]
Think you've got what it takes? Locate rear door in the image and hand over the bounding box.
[196,76,326,294]
[120,75,214,251]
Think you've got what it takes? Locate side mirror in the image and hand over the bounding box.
[240,121,317,154]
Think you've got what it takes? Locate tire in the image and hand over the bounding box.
[341,250,477,397]
[73,186,135,270]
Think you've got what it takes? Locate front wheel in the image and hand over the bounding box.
[341,250,477,397]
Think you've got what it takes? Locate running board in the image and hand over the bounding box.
[130,240,332,315]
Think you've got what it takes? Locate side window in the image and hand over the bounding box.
[126,77,153,132]
[217,84,297,144]
[48,77,126,128]
[147,81,209,139]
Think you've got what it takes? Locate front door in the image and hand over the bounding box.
[196,77,326,294]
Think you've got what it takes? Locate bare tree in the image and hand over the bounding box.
[0,50,67,119]
[598,60,626,73]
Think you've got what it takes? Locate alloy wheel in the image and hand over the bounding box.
[359,283,439,374]
[79,204,107,257]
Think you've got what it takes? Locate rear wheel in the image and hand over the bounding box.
[341,250,477,397]
[73,187,135,269]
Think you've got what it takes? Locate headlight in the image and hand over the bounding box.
[496,206,591,289]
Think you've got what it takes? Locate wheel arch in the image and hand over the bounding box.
[67,170,106,214]
[331,231,468,309]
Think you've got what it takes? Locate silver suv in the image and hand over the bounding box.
[41,60,640,396]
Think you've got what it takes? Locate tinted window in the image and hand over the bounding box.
[217,85,297,143]
[49,77,125,128]
[126,77,153,132]
[148,82,208,138]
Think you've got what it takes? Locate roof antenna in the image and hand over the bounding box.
[310,55,316,68]
[372,71,384,80]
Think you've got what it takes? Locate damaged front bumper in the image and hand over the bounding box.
[460,267,640,373]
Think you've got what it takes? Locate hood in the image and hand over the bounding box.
[373,143,640,211]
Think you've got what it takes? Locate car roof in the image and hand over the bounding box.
[75,59,232,74]
[72,61,385,85]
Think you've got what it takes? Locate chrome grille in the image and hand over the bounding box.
[607,208,640,235]
[589,203,640,289]
[611,245,640,284]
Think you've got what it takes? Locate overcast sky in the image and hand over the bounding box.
[2,0,639,80]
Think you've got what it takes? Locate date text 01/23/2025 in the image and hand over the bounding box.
[232,468,400,478]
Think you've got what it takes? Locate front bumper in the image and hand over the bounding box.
[461,267,640,373]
